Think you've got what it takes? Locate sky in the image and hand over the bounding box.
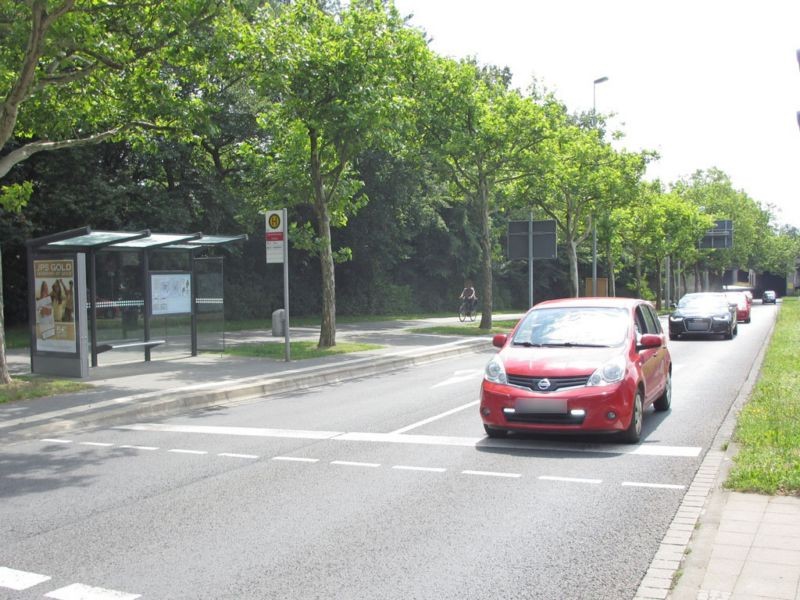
[393,0,800,229]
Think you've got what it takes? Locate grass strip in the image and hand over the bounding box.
[224,340,383,360]
[0,375,92,404]
[726,297,800,494]
[408,319,519,336]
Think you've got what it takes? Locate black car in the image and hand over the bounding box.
[668,293,737,340]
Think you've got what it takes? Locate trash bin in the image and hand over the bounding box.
[272,309,285,336]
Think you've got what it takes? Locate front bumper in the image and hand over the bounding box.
[480,379,636,434]
[669,317,731,336]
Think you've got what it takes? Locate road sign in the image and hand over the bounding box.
[700,220,733,249]
[508,219,557,260]
[265,210,285,263]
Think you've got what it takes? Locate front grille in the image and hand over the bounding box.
[506,412,585,425]
[506,374,590,392]
[685,318,711,332]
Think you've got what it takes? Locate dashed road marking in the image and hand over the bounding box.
[622,481,685,490]
[79,442,114,447]
[0,566,51,590]
[41,439,72,444]
[392,465,447,473]
[45,583,140,600]
[218,452,259,459]
[463,470,521,479]
[539,475,602,485]
[272,456,319,463]
[168,449,208,455]
[118,445,159,451]
[331,460,381,468]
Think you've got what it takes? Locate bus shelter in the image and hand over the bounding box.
[26,226,246,377]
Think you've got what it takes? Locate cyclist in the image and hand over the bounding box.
[459,281,478,315]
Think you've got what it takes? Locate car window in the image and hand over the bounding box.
[643,304,662,334]
[512,307,630,347]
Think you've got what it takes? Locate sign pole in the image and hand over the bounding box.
[282,208,290,362]
[528,212,533,308]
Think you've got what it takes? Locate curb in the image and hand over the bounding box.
[3,337,491,443]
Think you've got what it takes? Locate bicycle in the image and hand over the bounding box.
[458,300,476,322]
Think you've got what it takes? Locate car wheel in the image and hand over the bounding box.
[669,332,679,341]
[745,317,751,324]
[483,424,509,439]
[724,325,733,340]
[620,390,643,444]
[654,372,672,412]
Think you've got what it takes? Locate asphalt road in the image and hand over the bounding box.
[0,303,777,600]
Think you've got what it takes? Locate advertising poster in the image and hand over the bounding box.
[151,273,192,315]
[34,259,77,353]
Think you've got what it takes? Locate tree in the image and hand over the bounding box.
[249,0,428,347]
[418,58,548,328]
[0,0,249,382]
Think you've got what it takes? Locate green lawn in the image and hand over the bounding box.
[224,340,383,360]
[0,375,91,404]
[408,319,519,336]
[726,297,800,494]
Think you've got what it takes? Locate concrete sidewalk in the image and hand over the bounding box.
[2,314,798,600]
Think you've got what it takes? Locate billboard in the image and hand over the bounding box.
[33,258,77,353]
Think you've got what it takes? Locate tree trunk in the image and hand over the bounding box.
[0,245,12,384]
[567,240,580,297]
[605,239,616,297]
[635,253,643,298]
[477,176,492,329]
[309,129,336,348]
[655,258,663,311]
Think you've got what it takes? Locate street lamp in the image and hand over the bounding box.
[591,76,608,296]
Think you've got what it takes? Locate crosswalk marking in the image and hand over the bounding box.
[114,423,703,458]
[45,583,140,600]
[0,567,51,591]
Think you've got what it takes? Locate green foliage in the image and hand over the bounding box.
[224,340,382,359]
[0,376,91,404]
[0,182,32,212]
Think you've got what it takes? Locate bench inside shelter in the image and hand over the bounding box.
[95,339,166,354]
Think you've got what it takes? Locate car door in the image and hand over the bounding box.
[636,304,665,404]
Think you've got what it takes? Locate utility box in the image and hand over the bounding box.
[272,309,285,336]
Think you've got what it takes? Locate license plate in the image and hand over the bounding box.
[516,398,568,414]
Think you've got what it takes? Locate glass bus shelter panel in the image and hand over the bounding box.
[92,251,146,366]
[149,314,192,361]
[195,257,224,352]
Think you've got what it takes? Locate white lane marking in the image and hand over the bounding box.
[168,449,208,455]
[116,423,702,458]
[539,475,602,485]
[79,442,114,447]
[462,470,521,479]
[118,445,159,451]
[622,481,686,490]
[392,465,447,473]
[390,400,480,434]
[218,453,259,459]
[2,339,485,431]
[331,460,381,468]
[272,456,319,463]
[0,567,51,590]
[41,439,72,444]
[45,583,140,600]
[431,369,484,389]
[117,423,341,440]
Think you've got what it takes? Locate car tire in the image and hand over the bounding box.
[620,390,643,444]
[654,373,672,412]
[483,424,509,439]
[745,317,751,324]
[669,332,679,341]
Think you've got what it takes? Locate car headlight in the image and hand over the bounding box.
[484,355,507,385]
[712,315,730,321]
[588,355,626,386]
[669,315,683,322]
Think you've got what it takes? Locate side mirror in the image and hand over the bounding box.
[492,334,508,348]
[637,333,662,350]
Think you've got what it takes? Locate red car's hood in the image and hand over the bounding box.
[500,345,621,376]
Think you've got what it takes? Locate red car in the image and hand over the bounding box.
[480,297,672,444]
[724,292,752,323]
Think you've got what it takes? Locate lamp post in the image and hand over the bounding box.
[591,76,608,296]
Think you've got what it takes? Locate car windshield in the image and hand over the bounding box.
[512,307,630,347]
[678,295,728,311]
